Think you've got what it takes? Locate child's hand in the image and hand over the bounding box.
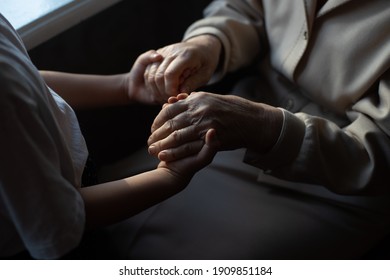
[143,35,221,98]
[125,50,164,104]
[162,93,189,109]
[157,128,219,183]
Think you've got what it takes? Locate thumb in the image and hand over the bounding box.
[130,50,162,84]
[177,128,219,176]
[194,128,219,167]
[138,50,163,66]
[204,128,220,150]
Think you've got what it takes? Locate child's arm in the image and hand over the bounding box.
[79,169,184,229]
[39,50,163,109]
[79,129,218,230]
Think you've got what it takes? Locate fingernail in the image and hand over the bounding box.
[148,145,156,155]
[158,151,166,161]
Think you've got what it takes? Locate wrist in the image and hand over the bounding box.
[247,103,284,154]
[156,166,191,191]
[186,34,222,68]
[186,34,221,48]
[120,73,132,105]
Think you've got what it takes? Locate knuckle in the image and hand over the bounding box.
[165,68,177,80]
[164,105,176,122]
[172,130,181,142]
[189,116,197,125]
[169,150,177,160]
[195,91,208,100]
[155,72,164,83]
[166,119,176,131]
[147,73,154,84]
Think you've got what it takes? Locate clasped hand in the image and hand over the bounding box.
[134,35,283,170]
[147,92,283,162]
[142,35,222,103]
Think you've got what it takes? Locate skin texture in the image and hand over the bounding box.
[148,91,283,162]
[138,35,283,162]
[39,51,218,230]
[144,35,222,101]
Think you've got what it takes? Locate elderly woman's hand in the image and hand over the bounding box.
[144,35,222,102]
[147,91,284,162]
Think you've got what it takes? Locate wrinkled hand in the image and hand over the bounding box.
[125,50,163,104]
[147,92,250,161]
[147,91,283,162]
[144,35,222,103]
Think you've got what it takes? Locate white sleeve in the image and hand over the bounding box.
[183,0,265,82]
[0,73,86,259]
[244,71,390,195]
[0,14,85,259]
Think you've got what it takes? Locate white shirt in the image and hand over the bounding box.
[0,13,87,259]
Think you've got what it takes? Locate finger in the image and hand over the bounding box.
[167,96,179,104]
[195,128,219,165]
[176,93,189,100]
[158,127,218,162]
[167,93,187,104]
[148,123,200,156]
[164,58,196,95]
[204,128,220,149]
[149,117,180,148]
[158,140,204,162]
[150,101,187,133]
[154,56,175,97]
[131,50,162,82]
[134,50,163,67]
[145,62,161,101]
